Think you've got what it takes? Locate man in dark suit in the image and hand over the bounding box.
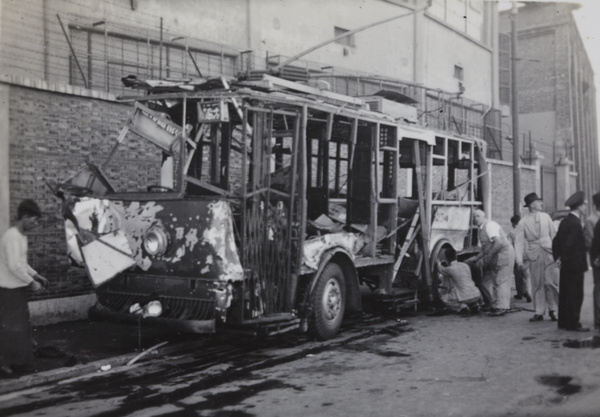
[552,191,589,332]
[588,192,600,331]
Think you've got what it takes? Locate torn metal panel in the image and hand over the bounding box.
[302,232,365,271]
[79,230,136,287]
[429,205,472,252]
[66,197,243,287]
[201,200,244,281]
[127,102,189,154]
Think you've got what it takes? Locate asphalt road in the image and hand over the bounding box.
[0,272,598,417]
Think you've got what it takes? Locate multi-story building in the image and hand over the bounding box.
[0,0,510,322]
[500,2,599,213]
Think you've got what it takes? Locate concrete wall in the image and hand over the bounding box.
[0,84,9,235]
[422,17,494,105]
[249,0,416,80]
[29,294,97,326]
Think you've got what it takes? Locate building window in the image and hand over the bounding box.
[427,0,488,45]
[65,25,238,95]
[334,27,355,48]
[454,65,464,80]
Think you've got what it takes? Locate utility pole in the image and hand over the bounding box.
[511,2,521,216]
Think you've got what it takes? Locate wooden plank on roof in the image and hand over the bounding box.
[260,75,366,107]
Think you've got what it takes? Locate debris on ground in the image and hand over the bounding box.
[127,341,169,366]
[563,336,600,349]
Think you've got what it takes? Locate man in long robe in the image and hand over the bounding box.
[553,191,589,332]
[514,193,559,322]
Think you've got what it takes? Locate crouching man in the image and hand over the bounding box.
[436,247,482,314]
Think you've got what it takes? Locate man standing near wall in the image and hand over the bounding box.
[0,199,48,376]
[553,191,589,332]
[508,214,532,303]
[514,193,559,323]
[584,192,600,331]
[472,209,515,316]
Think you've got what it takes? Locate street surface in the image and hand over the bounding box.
[0,273,598,417]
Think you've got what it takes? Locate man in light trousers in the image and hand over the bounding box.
[514,193,559,322]
[472,209,515,316]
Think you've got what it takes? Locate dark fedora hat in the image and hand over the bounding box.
[523,192,542,207]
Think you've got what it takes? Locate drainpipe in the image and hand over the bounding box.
[511,3,521,217]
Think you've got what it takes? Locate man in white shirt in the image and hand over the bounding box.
[472,209,515,316]
[0,199,48,376]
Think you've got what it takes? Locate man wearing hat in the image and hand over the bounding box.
[584,192,600,330]
[552,191,589,332]
[514,193,559,322]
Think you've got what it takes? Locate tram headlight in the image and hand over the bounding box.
[143,226,169,256]
[143,300,163,318]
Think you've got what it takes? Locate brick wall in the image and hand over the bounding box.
[489,160,537,232]
[8,84,133,300]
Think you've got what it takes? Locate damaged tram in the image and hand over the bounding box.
[53,75,490,339]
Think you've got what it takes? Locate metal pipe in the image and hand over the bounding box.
[511,3,521,216]
[159,18,163,79]
[57,14,88,89]
[43,0,49,80]
[187,49,203,77]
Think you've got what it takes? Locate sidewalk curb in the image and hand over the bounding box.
[0,340,205,395]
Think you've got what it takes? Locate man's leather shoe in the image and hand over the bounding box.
[514,294,523,300]
[549,311,558,322]
[529,314,543,322]
[489,309,506,316]
[524,293,532,303]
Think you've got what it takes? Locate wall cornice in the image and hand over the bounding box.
[0,75,117,102]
